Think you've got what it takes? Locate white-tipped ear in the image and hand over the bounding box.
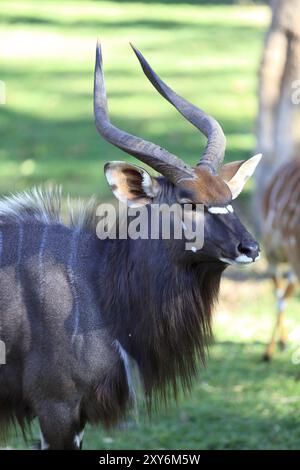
[224,153,262,200]
[104,161,159,207]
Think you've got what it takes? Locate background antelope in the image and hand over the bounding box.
[0,43,261,450]
[254,0,300,232]
[262,159,300,361]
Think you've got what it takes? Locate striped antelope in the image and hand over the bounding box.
[0,43,261,449]
[262,158,300,361]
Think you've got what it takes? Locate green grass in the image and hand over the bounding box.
[3,0,300,451]
[0,0,269,198]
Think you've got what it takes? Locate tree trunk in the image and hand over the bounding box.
[254,0,300,233]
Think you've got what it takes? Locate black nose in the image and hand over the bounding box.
[237,241,259,260]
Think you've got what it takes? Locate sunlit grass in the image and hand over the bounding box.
[0,1,269,197]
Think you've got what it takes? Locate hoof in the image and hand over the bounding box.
[278,340,287,351]
[261,353,272,362]
[31,440,41,450]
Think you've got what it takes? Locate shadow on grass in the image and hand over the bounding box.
[0,14,265,35]
[0,91,256,204]
[101,0,263,5]
[0,17,263,30]
[0,14,55,26]
[0,103,255,164]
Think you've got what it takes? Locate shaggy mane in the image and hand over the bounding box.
[0,186,98,231]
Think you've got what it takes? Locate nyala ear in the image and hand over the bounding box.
[104,161,160,207]
[220,153,262,200]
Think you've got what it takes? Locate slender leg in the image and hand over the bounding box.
[262,272,297,361]
[262,273,283,361]
[278,273,297,349]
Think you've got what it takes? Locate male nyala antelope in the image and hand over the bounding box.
[262,159,300,361]
[0,43,261,449]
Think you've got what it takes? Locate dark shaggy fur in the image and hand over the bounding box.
[103,239,223,409]
[0,184,224,448]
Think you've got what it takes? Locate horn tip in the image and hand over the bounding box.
[251,153,263,163]
[95,39,102,67]
[130,42,142,59]
[96,38,101,51]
